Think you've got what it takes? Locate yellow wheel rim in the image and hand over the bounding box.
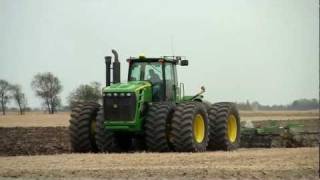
[227,114,237,143]
[193,114,205,143]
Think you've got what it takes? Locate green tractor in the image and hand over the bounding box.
[69,49,240,152]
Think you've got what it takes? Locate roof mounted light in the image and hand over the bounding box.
[139,53,145,59]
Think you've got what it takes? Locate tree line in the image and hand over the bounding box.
[236,99,319,111]
[0,80,28,115]
[1,71,318,115]
[1,72,102,115]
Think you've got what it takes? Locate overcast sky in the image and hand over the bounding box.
[0,0,319,108]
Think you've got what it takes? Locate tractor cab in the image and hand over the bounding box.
[127,56,188,102]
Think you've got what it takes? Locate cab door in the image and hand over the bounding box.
[164,63,177,101]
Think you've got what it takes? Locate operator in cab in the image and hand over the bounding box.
[147,69,162,101]
[148,69,161,83]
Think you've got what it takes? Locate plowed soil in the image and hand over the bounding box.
[0,148,318,180]
[0,111,319,180]
[0,127,70,156]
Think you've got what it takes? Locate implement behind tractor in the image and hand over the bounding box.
[69,50,241,152]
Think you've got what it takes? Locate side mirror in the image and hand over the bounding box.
[180,60,189,66]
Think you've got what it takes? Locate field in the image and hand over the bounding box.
[0,111,319,180]
[0,148,318,180]
[0,110,318,127]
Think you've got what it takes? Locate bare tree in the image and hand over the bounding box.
[31,72,62,114]
[0,80,11,115]
[11,84,28,115]
[68,81,102,108]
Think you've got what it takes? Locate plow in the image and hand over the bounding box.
[241,119,319,148]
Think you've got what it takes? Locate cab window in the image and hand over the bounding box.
[128,62,164,101]
[129,63,141,81]
[145,64,162,83]
[129,62,162,82]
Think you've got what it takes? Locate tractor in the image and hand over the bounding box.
[69,49,240,152]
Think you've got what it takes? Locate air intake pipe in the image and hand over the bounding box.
[104,56,112,87]
[112,49,121,84]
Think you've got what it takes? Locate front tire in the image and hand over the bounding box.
[69,102,100,153]
[171,102,209,152]
[69,102,84,151]
[144,102,175,152]
[95,107,115,152]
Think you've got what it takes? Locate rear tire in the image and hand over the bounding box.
[69,102,100,152]
[208,102,240,151]
[144,102,175,152]
[171,102,209,152]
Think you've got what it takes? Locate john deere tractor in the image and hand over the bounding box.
[69,49,240,152]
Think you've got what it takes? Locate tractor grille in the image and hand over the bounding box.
[103,93,136,121]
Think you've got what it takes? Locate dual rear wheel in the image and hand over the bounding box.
[145,101,240,152]
[144,102,209,152]
[170,102,209,152]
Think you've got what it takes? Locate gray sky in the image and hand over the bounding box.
[0,0,319,108]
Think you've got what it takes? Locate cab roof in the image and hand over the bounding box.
[127,56,186,64]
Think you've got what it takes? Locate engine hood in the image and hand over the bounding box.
[102,81,151,93]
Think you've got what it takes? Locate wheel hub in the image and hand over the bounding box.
[227,115,237,143]
[193,114,205,143]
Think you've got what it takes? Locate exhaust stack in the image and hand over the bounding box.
[112,49,121,84]
[105,49,121,87]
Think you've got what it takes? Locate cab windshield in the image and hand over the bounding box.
[129,62,163,84]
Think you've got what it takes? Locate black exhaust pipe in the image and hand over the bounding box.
[112,49,121,84]
[104,56,112,87]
